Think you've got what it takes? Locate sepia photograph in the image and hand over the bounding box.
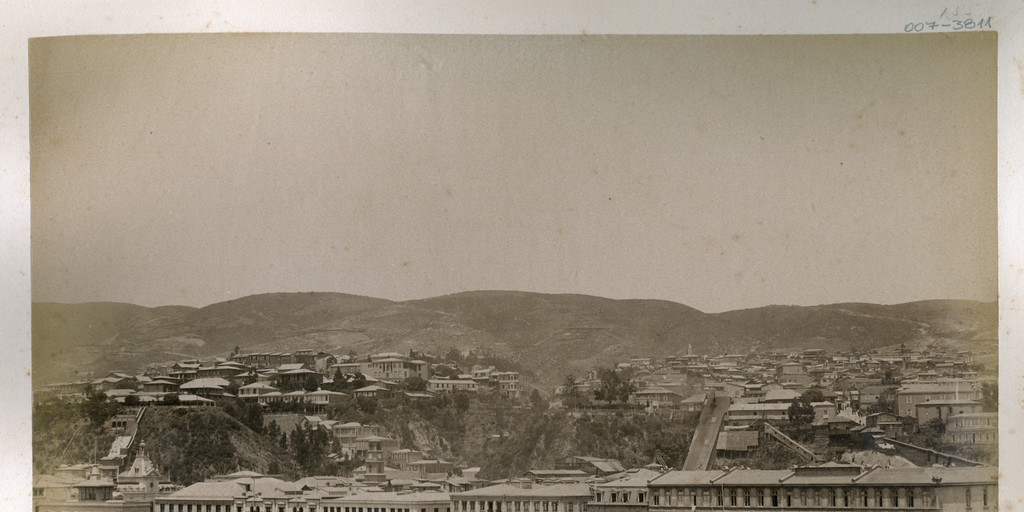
[8,3,1021,511]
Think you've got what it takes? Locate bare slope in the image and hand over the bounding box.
[32,291,997,387]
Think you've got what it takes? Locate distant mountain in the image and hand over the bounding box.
[31,291,997,387]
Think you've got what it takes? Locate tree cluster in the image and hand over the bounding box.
[592,368,636,403]
[787,389,824,429]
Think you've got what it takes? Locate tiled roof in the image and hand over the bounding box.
[453,483,591,498]
[648,471,726,487]
[165,481,244,499]
[715,470,793,486]
[330,491,451,503]
[595,468,663,488]
[715,431,759,452]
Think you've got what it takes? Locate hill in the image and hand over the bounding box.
[31,291,997,386]
[132,406,298,484]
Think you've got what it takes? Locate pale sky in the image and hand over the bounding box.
[30,33,997,313]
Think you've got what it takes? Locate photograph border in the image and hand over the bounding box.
[3,1,1022,509]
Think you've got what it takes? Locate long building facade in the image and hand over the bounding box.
[646,464,996,512]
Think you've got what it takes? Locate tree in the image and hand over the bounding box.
[445,347,464,363]
[356,396,378,414]
[593,367,635,403]
[563,374,581,408]
[403,376,427,392]
[303,375,320,392]
[788,389,824,428]
[982,382,998,412]
[266,419,281,439]
[788,398,814,428]
[80,387,120,426]
[529,389,548,411]
[454,391,472,411]
[922,417,946,437]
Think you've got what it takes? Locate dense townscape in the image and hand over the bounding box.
[33,333,998,512]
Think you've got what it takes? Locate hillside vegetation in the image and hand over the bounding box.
[35,393,701,485]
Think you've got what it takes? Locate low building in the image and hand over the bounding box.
[946,412,998,445]
[179,377,232,398]
[429,379,479,394]
[679,394,706,415]
[238,381,279,400]
[715,431,760,458]
[725,403,790,425]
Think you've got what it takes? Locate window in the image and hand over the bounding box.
[552,503,557,512]
[757,490,764,507]
[830,489,837,507]
[623,493,630,504]
[638,493,645,504]
[785,492,792,508]
[891,489,899,508]
[908,488,915,508]
[877,489,884,508]
[771,489,779,507]
[595,494,601,503]
[966,488,972,509]
[611,493,617,503]
[843,489,850,508]
[516,502,521,511]
[653,495,659,506]
[744,489,751,507]
[716,489,723,507]
[862,490,869,508]
[567,503,573,512]
[983,488,989,508]
[730,489,738,507]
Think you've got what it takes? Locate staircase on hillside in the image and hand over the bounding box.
[763,422,823,463]
[103,407,147,469]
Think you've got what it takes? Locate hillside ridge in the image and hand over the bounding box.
[32,291,997,386]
